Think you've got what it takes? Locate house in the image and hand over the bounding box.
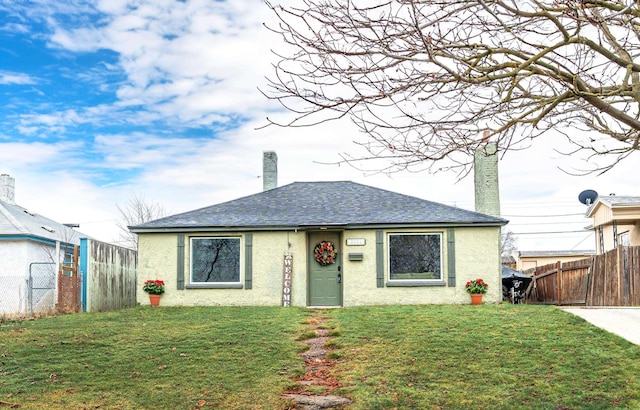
[0,174,85,316]
[131,170,508,307]
[586,195,640,254]
[516,250,595,271]
[502,254,517,270]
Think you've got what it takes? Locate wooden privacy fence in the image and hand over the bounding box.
[527,245,640,306]
[58,245,81,313]
[83,238,137,312]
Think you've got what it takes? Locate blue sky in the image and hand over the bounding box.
[0,0,637,251]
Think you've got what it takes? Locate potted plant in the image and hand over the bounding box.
[143,279,165,306]
[465,278,488,305]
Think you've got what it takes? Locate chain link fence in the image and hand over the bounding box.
[29,262,57,316]
[0,262,56,318]
[0,275,28,317]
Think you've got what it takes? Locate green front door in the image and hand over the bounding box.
[308,232,342,307]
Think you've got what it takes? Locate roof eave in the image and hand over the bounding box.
[130,220,507,234]
[0,234,79,246]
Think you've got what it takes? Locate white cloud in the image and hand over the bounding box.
[0,141,83,165]
[16,109,94,136]
[0,71,35,85]
[3,0,638,254]
[92,132,207,169]
[46,0,277,127]
[0,22,30,34]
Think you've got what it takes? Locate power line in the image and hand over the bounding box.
[508,221,587,226]
[504,230,589,235]
[502,213,585,218]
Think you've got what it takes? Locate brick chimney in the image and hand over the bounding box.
[0,174,15,204]
[474,131,501,217]
[263,151,278,191]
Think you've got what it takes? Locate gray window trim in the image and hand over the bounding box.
[177,234,185,290]
[387,232,444,284]
[185,283,243,289]
[376,230,384,288]
[244,233,253,289]
[447,228,455,287]
[190,236,242,285]
[386,280,446,287]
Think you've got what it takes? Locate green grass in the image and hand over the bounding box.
[0,306,308,409]
[323,304,640,409]
[0,304,639,409]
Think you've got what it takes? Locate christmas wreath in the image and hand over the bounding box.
[314,241,337,266]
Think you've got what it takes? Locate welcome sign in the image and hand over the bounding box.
[282,252,293,306]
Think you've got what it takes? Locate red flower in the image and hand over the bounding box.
[465,278,488,294]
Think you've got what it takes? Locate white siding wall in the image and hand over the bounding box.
[0,240,58,316]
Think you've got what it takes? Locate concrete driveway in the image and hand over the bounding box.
[563,307,640,346]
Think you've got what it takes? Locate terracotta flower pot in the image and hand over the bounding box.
[149,294,161,307]
[470,293,483,305]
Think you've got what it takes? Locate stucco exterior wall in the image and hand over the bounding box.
[341,227,501,306]
[137,226,502,307]
[455,227,502,303]
[137,231,308,307]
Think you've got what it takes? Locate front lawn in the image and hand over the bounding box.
[0,304,638,409]
[325,304,640,409]
[0,307,307,409]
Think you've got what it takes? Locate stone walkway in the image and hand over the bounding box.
[282,312,352,410]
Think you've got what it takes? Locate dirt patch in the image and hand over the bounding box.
[282,312,351,409]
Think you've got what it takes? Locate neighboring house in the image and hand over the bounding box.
[131,181,508,307]
[586,195,640,254]
[0,175,85,316]
[502,255,517,270]
[516,250,595,271]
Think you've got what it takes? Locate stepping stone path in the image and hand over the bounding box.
[282,312,352,409]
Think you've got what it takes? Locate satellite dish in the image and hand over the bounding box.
[578,189,598,206]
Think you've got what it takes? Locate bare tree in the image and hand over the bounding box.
[501,229,518,260]
[117,194,166,249]
[264,0,640,175]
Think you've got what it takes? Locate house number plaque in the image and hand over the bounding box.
[282,252,293,307]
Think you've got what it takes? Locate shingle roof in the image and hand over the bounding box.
[586,195,640,217]
[595,196,640,207]
[0,200,86,244]
[131,181,507,232]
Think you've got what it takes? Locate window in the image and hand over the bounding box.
[388,233,442,281]
[62,248,75,276]
[620,232,631,247]
[191,237,241,284]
